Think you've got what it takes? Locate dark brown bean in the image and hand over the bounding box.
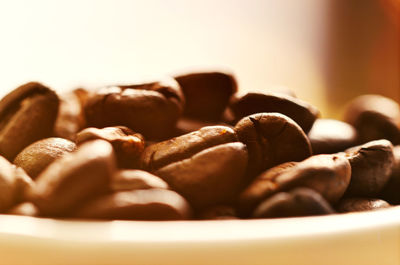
[140,126,247,208]
[343,139,394,197]
[76,126,144,168]
[238,154,351,216]
[230,92,320,133]
[234,113,312,180]
[154,142,248,209]
[13,137,76,179]
[336,198,390,213]
[253,188,335,218]
[308,119,358,154]
[84,78,184,140]
[344,95,400,145]
[111,170,169,191]
[0,82,59,161]
[27,140,116,217]
[75,189,192,220]
[175,72,237,121]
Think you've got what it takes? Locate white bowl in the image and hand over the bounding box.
[1,207,400,265]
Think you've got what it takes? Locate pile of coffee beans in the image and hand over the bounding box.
[0,72,399,220]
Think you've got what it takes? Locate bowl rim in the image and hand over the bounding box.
[1,206,399,243]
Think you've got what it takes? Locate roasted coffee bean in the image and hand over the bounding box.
[111,170,169,191]
[343,139,394,197]
[76,126,144,168]
[222,87,296,126]
[175,72,237,121]
[84,78,184,140]
[0,156,32,212]
[28,140,116,216]
[238,154,351,216]
[344,95,400,145]
[379,145,400,204]
[75,189,192,220]
[337,198,390,213]
[7,202,39,217]
[154,142,247,209]
[308,119,358,154]
[13,137,76,179]
[141,126,247,208]
[0,82,59,161]
[234,113,312,180]
[230,92,320,133]
[54,89,88,141]
[252,188,335,218]
[198,205,238,220]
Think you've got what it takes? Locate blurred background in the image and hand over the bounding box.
[0,0,398,117]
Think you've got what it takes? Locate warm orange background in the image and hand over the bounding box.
[325,0,400,117]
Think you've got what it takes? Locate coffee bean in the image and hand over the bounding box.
[234,113,312,180]
[378,146,400,204]
[155,142,248,209]
[28,140,116,216]
[75,189,192,220]
[141,127,247,208]
[13,137,76,179]
[76,126,144,168]
[84,77,184,140]
[239,154,351,216]
[230,92,320,133]
[252,188,335,218]
[343,139,394,197]
[308,119,358,154]
[175,72,237,121]
[344,95,400,145]
[0,82,59,160]
[0,156,32,212]
[336,198,390,213]
[111,170,169,191]
[7,202,39,217]
[198,205,238,220]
